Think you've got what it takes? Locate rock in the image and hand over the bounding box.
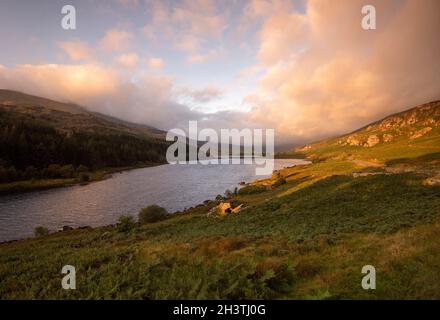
[410,127,432,140]
[239,181,246,186]
[423,173,440,186]
[207,202,230,217]
[207,202,243,217]
[231,204,243,214]
[272,171,281,179]
[299,145,311,151]
[365,135,380,147]
[383,134,393,142]
[423,178,440,186]
[346,135,362,146]
[406,113,418,125]
[58,225,74,232]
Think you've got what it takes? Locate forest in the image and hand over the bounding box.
[0,109,169,183]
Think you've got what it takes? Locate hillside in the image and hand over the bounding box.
[296,100,440,165]
[0,90,165,138]
[1,99,440,299]
[0,90,169,192]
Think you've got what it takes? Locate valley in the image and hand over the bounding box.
[1,99,439,299]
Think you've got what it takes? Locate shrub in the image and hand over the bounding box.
[272,177,287,187]
[139,205,168,224]
[238,185,266,195]
[24,166,38,180]
[230,199,242,209]
[60,164,75,178]
[6,166,18,181]
[34,226,49,237]
[117,215,136,233]
[79,172,90,182]
[224,189,233,199]
[46,164,62,178]
[0,166,8,183]
[76,165,89,173]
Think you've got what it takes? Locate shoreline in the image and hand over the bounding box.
[0,162,166,196]
[0,157,307,196]
[0,158,306,243]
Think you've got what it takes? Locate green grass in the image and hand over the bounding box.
[1,165,439,299]
[303,124,440,164]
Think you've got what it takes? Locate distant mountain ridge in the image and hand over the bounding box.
[0,89,165,139]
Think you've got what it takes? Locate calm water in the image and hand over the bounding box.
[0,159,308,242]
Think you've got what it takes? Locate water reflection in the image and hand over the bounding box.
[0,159,309,241]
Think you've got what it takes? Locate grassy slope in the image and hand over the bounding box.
[1,168,439,299]
[1,101,440,299]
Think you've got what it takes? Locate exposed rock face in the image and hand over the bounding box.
[383,134,394,142]
[347,135,362,146]
[365,135,380,147]
[410,127,432,140]
[292,101,439,153]
[338,101,439,148]
[299,145,312,151]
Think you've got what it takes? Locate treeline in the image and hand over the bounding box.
[0,110,169,182]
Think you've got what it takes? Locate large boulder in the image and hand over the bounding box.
[207,202,243,217]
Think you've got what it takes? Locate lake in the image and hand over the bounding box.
[0,159,309,242]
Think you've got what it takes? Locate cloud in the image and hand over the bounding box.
[187,49,219,64]
[0,64,118,100]
[99,29,133,52]
[115,0,139,7]
[0,63,203,130]
[176,85,223,104]
[142,0,228,64]
[148,57,164,70]
[246,0,440,144]
[257,11,306,65]
[114,53,140,68]
[172,5,226,38]
[58,40,94,61]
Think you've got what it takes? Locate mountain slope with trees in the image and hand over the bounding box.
[0,90,169,191]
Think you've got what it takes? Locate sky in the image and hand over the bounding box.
[0,0,439,147]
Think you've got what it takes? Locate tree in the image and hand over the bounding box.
[34,226,49,237]
[117,215,136,233]
[138,205,168,224]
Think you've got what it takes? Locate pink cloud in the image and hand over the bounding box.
[99,29,133,52]
[148,57,165,70]
[246,0,440,143]
[58,40,94,61]
[114,53,140,68]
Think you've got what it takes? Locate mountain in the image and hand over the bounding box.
[0,90,170,186]
[295,100,440,164]
[0,90,165,138]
